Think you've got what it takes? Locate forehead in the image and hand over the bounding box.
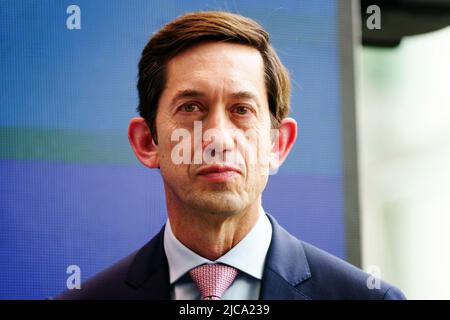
[164,42,266,97]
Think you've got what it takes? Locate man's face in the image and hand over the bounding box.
[155,41,274,216]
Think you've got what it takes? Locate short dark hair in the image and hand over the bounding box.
[137,11,291,143]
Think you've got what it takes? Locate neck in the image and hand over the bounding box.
[166,194,261,261]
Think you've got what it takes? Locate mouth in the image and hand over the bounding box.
[196,165,242,182]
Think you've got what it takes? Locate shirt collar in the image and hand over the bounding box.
[163,207,273,284]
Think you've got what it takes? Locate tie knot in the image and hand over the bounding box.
[189,263,239,300]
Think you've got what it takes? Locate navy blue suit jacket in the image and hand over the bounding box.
[55,214,406,300]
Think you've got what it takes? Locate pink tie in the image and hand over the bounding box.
[189,263,239,300]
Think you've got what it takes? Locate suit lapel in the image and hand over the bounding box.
[124,215,313,300]
[260,214,312,300]
[125,225,171,299]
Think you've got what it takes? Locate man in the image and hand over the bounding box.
[56,11,405,300]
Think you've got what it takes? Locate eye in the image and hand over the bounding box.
[180,103,201,113]
[233,105,251,115]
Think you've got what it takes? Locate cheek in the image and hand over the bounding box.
[156,117,184,162]
[157,133,180,171]
[245,129,272,168]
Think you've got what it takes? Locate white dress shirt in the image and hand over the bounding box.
[163,207,273,300]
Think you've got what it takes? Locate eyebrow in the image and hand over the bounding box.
[230,91,261,107]
[171,89,261,108]
[170,89,206,106]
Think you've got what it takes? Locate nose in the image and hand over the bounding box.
[201,108,236,161]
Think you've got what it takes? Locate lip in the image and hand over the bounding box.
[197,165,242,176]
[196,165,242,182]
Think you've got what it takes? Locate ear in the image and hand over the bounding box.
[269,117,298,172]
[128,117,160,168]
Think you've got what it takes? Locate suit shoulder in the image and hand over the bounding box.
[53,250,138,300]
[299,241,406,300]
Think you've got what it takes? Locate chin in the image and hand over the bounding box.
[190,192,246,216]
